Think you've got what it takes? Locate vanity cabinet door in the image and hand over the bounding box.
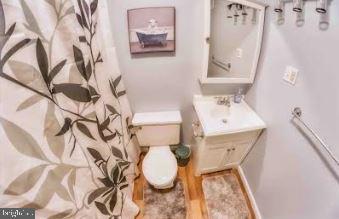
[227,141,251,164]
[200,144,229,172]
[222,146,235,166]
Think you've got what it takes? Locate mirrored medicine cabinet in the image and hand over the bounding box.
[201,0,267,84]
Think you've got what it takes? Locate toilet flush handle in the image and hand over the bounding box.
[130,126,142,133]
[192,121,204,138]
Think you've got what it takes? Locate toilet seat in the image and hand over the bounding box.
[142,146,177,188]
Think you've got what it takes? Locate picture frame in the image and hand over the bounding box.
[127,7,176,54]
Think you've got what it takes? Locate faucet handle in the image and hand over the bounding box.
[214,96,231,106]
[214,96,224,104]
[224,96,231,106]
[214,96,227,101]
[214,96,231,107]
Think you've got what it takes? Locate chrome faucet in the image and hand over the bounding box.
[215,96,231,107]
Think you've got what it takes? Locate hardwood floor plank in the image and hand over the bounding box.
[133,155,145,201]
[135,200,144,219]
[186,160,199,201]
[189,200,203,219]
[178,165,192,219]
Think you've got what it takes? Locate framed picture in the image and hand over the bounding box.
[127,7,176,54]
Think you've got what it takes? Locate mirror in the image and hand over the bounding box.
[201,0,266,84]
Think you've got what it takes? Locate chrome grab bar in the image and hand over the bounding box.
[292,107,339,166]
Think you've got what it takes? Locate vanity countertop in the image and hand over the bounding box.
[193,95,266,137]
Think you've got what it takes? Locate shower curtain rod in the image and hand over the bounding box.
[292,107,339,166]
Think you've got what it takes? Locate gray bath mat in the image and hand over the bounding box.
[143,179,187,219]
[202,174,251,219]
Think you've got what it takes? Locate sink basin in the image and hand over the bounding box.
[193,95,266,136]
[210,104,230,119]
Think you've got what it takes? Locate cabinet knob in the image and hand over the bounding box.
[232,148,235,151]
[227,149,231,152]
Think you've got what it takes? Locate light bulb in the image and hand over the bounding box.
[242,6,247,25]
[316,0,328,13]
[274,0,284,13]
[226,4,233,18]
[293,0,303,13]
[234,10,239,25]
[242,6,248,16]
[251,8,257,24]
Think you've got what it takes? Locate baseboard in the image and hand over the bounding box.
[236,166,262,219]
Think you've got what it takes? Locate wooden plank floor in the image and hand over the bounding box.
[133,154,255,219]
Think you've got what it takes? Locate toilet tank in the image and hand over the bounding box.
[132,111,182,146]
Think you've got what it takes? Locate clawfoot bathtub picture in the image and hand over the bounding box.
[127,7,175,54]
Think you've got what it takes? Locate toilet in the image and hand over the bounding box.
[132,111,182,189]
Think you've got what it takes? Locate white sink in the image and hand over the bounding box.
[210,104,230,119]
[193,95,266,137]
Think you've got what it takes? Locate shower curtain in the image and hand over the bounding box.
[0,0,140,218]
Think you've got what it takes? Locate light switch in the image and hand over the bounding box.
[236,48,242,58]
[283,66,298,85]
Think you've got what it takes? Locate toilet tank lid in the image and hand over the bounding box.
[132,111,182,126]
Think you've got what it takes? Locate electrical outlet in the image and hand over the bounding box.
[236,48,242,58]
[283,66,298,85]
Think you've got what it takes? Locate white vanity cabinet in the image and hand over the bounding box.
[191,95,265,176]
[192,128,261,175]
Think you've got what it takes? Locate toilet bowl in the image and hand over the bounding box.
[142,146,177,189]
[132,110,182,189]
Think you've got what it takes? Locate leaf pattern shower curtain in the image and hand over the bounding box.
[0,0,141,218]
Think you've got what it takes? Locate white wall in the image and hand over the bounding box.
[242,1,339,219]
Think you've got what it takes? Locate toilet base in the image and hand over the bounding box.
[148,176,176,189]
